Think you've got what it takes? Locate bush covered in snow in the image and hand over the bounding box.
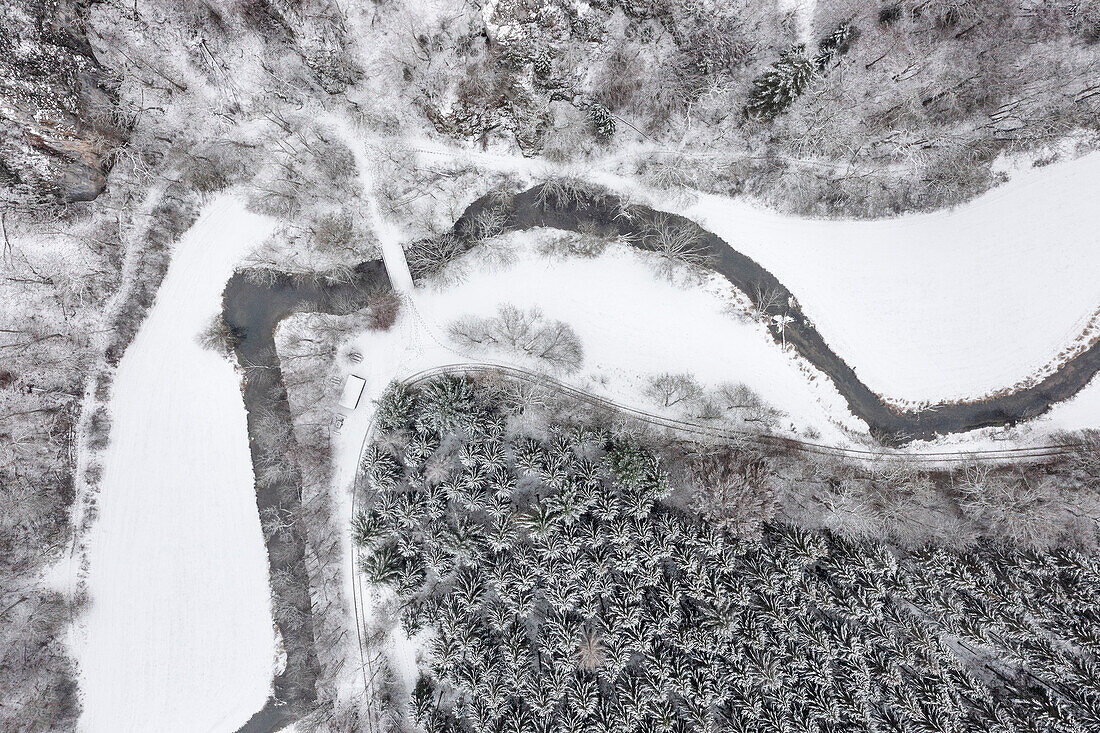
[450,304,585,373]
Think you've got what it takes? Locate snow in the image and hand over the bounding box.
[421,242,861,437]
[779,0,817,44]
[685,152,1100,406]
[339,374,367,409]
[330,234,864,474]
[76,196,278,733]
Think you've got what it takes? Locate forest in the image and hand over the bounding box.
[354,375,1100,733]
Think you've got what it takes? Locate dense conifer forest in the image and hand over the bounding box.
[355,376,1100,733]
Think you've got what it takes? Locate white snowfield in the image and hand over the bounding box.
[77,196,277,733]
[687,153,1100,406]
[422,244,863,439]
[331,237,863,479]
[414,140,1100,414]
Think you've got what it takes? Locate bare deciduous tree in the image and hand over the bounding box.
[645,372,702,408]
[752,283,784,316]
[685,448,777,536]
[449,305,584,373]
[642,213,715,278]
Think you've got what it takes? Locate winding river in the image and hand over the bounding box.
[224,182,1099,730]
[451,184,1100,444]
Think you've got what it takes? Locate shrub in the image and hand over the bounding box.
[644,372,702,408]
[878,3,902,25]
[366,290,401,331]
[404,234,467,279]
[678,11,751,77]
[534,176,608,211]
[685,447,776,536]
[640,213,714,276]
[536,229,611,259]
[449,304,584,373]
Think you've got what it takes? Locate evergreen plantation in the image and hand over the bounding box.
[354,376,1100,733]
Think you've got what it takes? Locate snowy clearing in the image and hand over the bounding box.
[414,141,1100,413]
[416,241,862,439]
[77,196,277,732]
[684,152,1100,407]
[330,232,866,480]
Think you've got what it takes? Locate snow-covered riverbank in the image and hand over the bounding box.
[414,142,1100,413]
[688,152,1100,407]
[76,196,278,732]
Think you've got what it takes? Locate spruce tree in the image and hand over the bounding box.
[745,45,815,121]
[588,103,616,142]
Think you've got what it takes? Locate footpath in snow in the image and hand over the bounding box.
[77,196,278,732]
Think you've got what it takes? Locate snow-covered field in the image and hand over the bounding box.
[76,197,277,732]
[416,142,1100,415]
[421,241,863,438]
[687,153,1100,407]
[330,234,865,485]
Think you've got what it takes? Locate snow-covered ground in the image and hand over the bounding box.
[76,196,278,732]
[1031,376,1100,435]
[779,0,817,44]
[414,142,1100,413]
[420,240,863,438]
[687,152,1100,407]
[330,233,866,488]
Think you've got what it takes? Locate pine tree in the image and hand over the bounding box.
[814,22,859,70]
[374,380,418,432]
[589,103,616,142]
[745,45,815,121]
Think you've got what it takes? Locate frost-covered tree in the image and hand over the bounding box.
[745,45,815,121]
